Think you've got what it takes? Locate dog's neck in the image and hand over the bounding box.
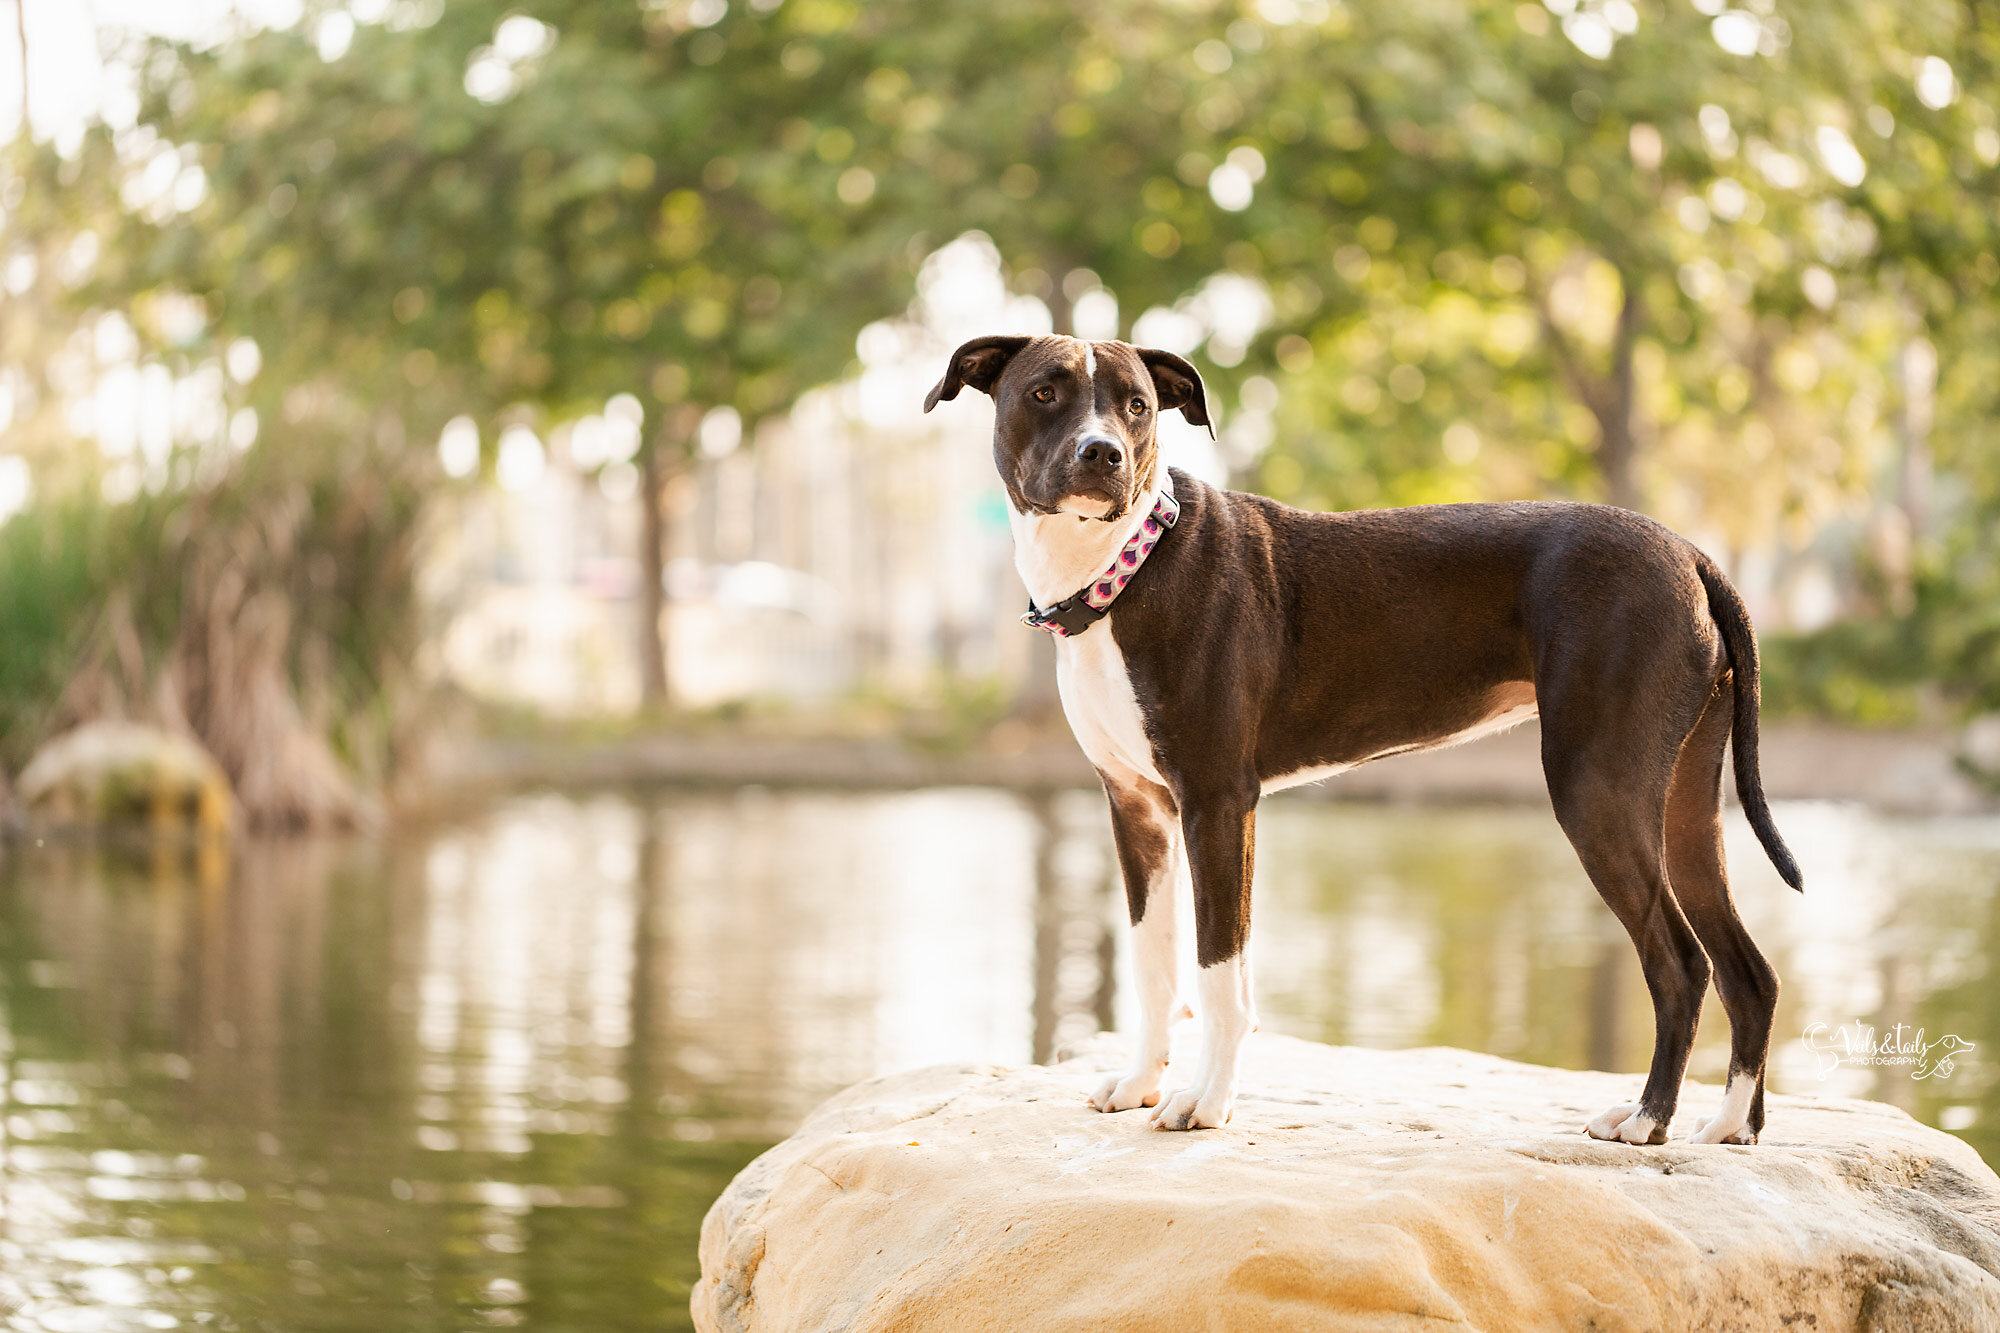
[1008,466,1173,612]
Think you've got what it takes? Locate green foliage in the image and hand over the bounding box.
[0,428,426,791]
[96,0,923,453]
[1767,516,2000,723]
[87,0,2000,509]
[0,497,165,768]
[1209,2,2000,531]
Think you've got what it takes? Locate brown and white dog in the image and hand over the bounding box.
[926,333,1800,1144]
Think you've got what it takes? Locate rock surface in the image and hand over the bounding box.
[695,1033,2000,1332]
[16,721,234,832]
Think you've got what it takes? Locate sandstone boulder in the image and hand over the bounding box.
[695,1033,2000,1332]
[16,720,234,833]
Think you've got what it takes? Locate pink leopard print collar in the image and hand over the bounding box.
[1020,489,1181,638]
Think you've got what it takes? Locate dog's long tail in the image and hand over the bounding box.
[1697,556,1804,892]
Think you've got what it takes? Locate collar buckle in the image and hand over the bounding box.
[1021,595,1106,638]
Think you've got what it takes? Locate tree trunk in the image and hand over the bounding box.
[1877,333,1936,617]
[638,442,670,708]
[1538,270,1644,512]
[1898,336,1936,538]
[1048,287,1075,338]
[1596,285,1642,512]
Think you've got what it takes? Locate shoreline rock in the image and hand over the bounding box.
[695,1033,2000,1332]
[15,720,234,834]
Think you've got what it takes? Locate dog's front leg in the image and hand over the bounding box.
[1153,782,1258,1131]
[1091,777,1184,1113]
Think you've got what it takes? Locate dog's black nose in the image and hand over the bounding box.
[1075,436,1123,469]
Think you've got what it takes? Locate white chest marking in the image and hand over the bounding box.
[1009,462,1171,787]
[1057,628,1164,786]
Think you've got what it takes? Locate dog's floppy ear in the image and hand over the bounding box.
[1136,347,1213,438]
[924,334,1033,412]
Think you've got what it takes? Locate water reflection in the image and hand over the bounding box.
[0,790,1996,1331]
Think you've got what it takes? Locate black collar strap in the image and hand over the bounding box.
[1021,489,1180,638]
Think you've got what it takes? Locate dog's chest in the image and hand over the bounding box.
[1009,490,1171,786]
[1055,627,1164,785]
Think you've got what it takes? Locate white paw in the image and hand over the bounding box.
[1685,1075,1758,1144]
[1584,1102,1663,1145]
[1686,1113,1756,1145]
[1089,1066,1164,1113]
[1150,1081,1232,1131]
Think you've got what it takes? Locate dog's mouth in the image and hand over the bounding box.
[1019,479,1129,521]
[1055,488,1119,520]
[1015,454,1144,521]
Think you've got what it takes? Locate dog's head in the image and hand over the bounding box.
[923,334,1211,522]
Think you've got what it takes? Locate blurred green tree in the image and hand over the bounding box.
[1185,1,1996,545]
[95,0,919,705]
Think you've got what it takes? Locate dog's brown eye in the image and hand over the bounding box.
[1033,386,1056,403]
[1129,397,1148,414]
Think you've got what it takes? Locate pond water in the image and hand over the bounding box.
[1,787,1997,1331]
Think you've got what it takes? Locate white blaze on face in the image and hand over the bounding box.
[1057,338,1113,517]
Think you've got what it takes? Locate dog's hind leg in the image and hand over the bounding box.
[1091,774,1184,1113]
[1152,777,1258,1131]
[1668,682,1781,1145]
[1544,704,1712,1146]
